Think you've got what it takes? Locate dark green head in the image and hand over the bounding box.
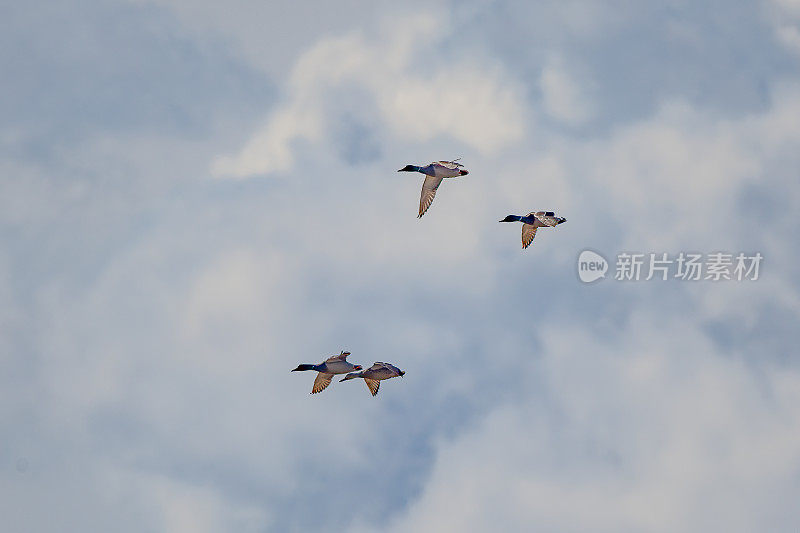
[499,215,521,223]
[398,164,420,172]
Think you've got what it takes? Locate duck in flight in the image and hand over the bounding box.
[398,159,469,218]
[500,211,567,249]
[340,362,405,396]
[291,351,363,394]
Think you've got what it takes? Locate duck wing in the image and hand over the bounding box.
[373,362,402,375]
[325,351,350,363]
[533,212,562,227]
[311,373,333,394]
[522,222,540,249]
[364,378,380,396]
[434,160,464,169]
[418,175,444,218]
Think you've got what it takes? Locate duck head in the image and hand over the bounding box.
[340,372,361,382]
[557,217,567,225]
[499,215,520,222]
[398,164,420,172]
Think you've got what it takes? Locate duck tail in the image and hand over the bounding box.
[292,364,316,372]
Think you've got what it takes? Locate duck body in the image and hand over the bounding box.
[295,359,358,374]
[500,211,567,249]
[400,162,467,179]
[340,362,405,397]
[398,160,469,217]
[292,351,363,394]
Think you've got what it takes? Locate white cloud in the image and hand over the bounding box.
[125,0,440,76]
[211,103,324,177]
[376,317,800,533]
[776,24,800,54]
[131,471,270,533]
[5,2,800,532]
[181,248,291,339]
[540,53,595,125]
[211,13,528,178]
[764,0,800,54]
[0,458,269,533]
[770,0,800,14]
[535,84,800,254]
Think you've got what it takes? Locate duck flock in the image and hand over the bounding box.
[293,159,567,397]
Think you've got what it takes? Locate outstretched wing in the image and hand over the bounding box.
[311,373,333,394]
[373,361,402,375]
[325,351,350,363]
[434,159,464,169]
[364,378,380,396]
[418,175,444,218]
[522,223,539,249]
[533,212,561,227]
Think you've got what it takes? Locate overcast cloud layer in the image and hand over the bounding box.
[2,1,800,532]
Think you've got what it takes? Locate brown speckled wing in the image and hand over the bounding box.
[364,378,380,397]
[522,223,539,249]
[311,373,333,394]
[534,213,561,227]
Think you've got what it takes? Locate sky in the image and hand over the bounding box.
[2,0,800,531]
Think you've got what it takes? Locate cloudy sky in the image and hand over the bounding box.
[3,0,800,531]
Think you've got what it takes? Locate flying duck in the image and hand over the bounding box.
[500,211,567,249]
[292,351,363,394]
[340,362,405,396]
[398,159,469,217]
